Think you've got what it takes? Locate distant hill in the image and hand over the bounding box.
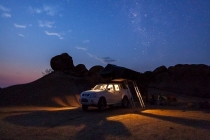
[0,71,94,107]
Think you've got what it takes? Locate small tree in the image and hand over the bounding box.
[42,68,53,76]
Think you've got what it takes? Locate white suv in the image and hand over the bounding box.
[79,82,130,111]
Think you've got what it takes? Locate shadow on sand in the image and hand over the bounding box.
[3,106,132,140]
[2,105,210,139]
[139,111,210,130]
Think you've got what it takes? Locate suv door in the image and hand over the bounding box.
[113,84,122,102]
[106,84,115,104]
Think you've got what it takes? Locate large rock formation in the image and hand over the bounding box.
[153,65,167,75]
[147,64,210,98]
[50,53,74,71]
[74,64,88,77]
[88,65,104,87]
[88,65,104,76]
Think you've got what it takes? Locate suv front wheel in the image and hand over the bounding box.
[98,97,106,111]
[82,105,88,111]
[122,96,129,108]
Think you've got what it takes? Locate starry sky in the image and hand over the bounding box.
[0,0,210,88]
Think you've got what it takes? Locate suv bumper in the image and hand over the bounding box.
[79,97,99,106]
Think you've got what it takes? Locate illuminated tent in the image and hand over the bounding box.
[100,64,141,81]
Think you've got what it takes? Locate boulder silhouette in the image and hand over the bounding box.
[88,65,104,87]
[74,64,88,77]
[153,65,168,75]
[50,53,74,71]
[88,65,104,76]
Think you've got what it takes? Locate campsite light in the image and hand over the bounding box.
[106,114,142,122]
[51,94,81,107]
[47,107,78,111]
[1,106,78,112]
[51,97,69,107]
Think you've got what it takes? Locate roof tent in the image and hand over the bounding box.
[100,64,140,81]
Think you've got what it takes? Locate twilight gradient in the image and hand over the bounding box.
[0,0,210,87]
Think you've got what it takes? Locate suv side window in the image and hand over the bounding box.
[107,84,114,91]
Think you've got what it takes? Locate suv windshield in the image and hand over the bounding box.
[93,84,107,90]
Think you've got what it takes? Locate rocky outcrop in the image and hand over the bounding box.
[88,65,104,76]
[74,64,88,77]
[153,65,168,75]
[50,53,74,71]
[147,64,210,98]
[88,65,104,87]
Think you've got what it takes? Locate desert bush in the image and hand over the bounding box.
[42,68,53,76]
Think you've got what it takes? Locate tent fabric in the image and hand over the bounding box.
[100,64,140,81]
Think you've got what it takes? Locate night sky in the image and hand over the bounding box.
[0,0,210,88]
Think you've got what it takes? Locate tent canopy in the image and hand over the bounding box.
[100,64,140,81]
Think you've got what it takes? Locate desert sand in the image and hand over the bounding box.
[0,95,209,140]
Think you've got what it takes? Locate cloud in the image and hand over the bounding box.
[75,47,87,51]
[14,23,26,28]
[28,5,59,16]
[38,20,54,28]
[1,13,11,18]
[0,5,10,12]
[101,57,116,63]
[45,31,63,39]
[0,5,11,18]
[87,53,116,64]
[83,40,90,43]
[43,5,58,16]
[18,34,25,37]
[87,53,103,62]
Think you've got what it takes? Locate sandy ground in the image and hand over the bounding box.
[0,104,209,140]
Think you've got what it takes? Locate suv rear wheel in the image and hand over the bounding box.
[122,96,129,107]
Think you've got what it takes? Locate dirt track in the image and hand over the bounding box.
[0,105,210,140]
